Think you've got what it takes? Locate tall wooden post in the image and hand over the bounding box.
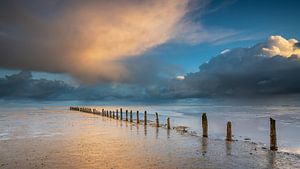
[156,112,159,127]
[167,117,171,130]
[126,110,128,121]
[137,111,140,124]
[270,118,278,151]
[226,121,232,141]
[113,111,115,119]
[120,108,123,120]
[116,109,119,120]
[102,109,104,116]
[144,111,147,125]
[110,111,112,118]
[130,110,133,122]
[202,113,208,137]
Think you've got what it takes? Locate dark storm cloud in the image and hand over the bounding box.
[0,71,75,100]
[158,38,300,98]
[0,71,148,100]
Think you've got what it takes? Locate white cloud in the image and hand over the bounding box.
[220,49,230,54]
[176,76,185,80]
[262,35,300,57]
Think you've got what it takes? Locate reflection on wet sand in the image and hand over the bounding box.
[202,137,208,155]
[267,151,276,169]
[144,125,147,136]
[167,128,170,138]
[226,141,232,155]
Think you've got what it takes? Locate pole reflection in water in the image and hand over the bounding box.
[136,123,139,135]
[267,151,276,169]
[225,141,232,155]
[130,123,133,131]
[144,125,147,136]
[202,137,208,156]
[167,128,170,139]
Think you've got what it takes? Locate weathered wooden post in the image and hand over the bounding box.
[167,117,171,130]
[144,111,147,125]
[126,110,128,121]
[202,113,208,137]
[120,108,123,120]
[106,110,108,117]
[102,109,104,116]
[226,121,232,141]
[130,110,133,122]
[137,111,140,124]
[109,111,112,118]
[270,118,278,151]
[116,109,119,120]
[113,111,115,119]
[156,112,159,127]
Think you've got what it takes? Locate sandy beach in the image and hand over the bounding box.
[0,105,299,169]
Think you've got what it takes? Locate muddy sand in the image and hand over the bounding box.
[0,107,299,169]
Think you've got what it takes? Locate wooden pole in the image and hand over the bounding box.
[120,108,123,120]
[116,109,119,120]
[110,111,112,118]
[156,112,159,127]
[137,111,140,124]
[270,118,278,151]
[202,113,208,137]
[113,111,115,119]
[130,110,133,122]
[144,111,147,125]
[126,110,128,121]
[226,121,232,141]
[167,117,171,130]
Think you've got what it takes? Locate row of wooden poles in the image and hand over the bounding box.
[69,107,169,129]
[70,107,277,151]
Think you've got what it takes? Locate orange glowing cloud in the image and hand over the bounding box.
[0,0,201,83]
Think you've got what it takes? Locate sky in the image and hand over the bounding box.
[0,0,300,100]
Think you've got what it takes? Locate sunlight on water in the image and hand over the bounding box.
[0,100,299,168]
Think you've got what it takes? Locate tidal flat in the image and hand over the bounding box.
[0,103,299,169]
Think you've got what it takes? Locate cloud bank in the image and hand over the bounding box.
[0,0,203,83]
[158,35,300,98]
[2,35,300,100]
[0,71,74,100]
[0,71,146,100]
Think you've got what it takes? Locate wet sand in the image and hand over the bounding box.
[0,107,299,169]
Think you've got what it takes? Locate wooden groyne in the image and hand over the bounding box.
[69,106,278,151]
